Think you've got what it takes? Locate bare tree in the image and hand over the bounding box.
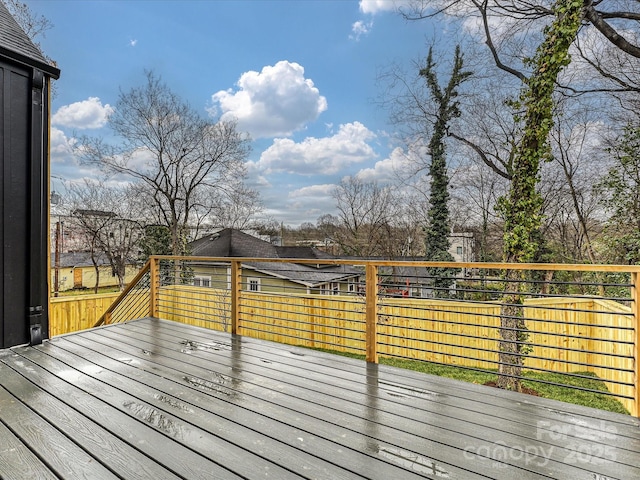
[66,181,143,291]
[402,1,640,85]
[596,122,640,264]
[451,159,509,260]
[332,177,401,257]
[547,104,609,263]
[79,71,253,255]
[206,184,263,230]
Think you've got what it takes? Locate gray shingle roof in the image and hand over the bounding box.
[0,2,60,78]
[188,228,361,287]
[189,229,279,258]
[51,252,137,268]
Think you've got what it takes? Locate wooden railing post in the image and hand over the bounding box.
[150,257,159,318]
[231,260,241,335]
[633,272,640,417]
[366,264,378,363]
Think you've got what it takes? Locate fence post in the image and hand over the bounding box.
[149,257,159,318]
[633,272,640,418]
[366,264,378,363]
[231,260,241,335]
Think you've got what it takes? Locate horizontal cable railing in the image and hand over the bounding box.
[94,261,151,326]
[99,255,640,416]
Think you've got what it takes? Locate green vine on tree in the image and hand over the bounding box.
[420,45,472,294]
[496,0,585,391]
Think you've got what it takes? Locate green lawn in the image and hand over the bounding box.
[55,286,122,297]
[308,348,630,415]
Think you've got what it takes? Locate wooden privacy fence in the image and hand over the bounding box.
[50,292,121,336]
[94,256,640,416]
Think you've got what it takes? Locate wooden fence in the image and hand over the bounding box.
[155,285,635,413]
[49,293,121,336]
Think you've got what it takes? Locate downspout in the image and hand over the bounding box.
[28,69,45,345]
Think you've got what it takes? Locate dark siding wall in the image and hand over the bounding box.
[0,59,48,348]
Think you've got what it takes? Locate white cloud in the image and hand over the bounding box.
[286,184,337,221]
[52,97,114,129]
[210,61,327,139]
[350,20,373,41]
[359,0,400,14]
[129,39,138,47]
[289,184,336,200]
[355,147,412,183]
[50,127,75,160]
[253,122,377,176]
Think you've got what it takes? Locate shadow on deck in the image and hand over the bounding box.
[0,318,638,479]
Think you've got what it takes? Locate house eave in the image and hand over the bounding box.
[0,45,60,79]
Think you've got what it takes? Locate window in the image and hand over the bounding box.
[456,246,463,255]
[320,282,340,295]
[247,277,261,292]
[348,278,358,293]
[193,275,211,287]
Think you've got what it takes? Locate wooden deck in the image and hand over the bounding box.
[0,318,638,479]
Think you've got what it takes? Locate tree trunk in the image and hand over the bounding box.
[496,0,584,392]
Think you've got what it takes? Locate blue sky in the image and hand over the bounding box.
[32,0,435,226]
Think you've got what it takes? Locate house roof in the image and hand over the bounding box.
[51,252,136,268]
[275,245,335,260]
[247,261,360,287]
[190,229,279,258]
[378,265,435,285]
[188,228,360,287]
[0,3,60,78]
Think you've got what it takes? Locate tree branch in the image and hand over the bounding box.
[585,2,640,58]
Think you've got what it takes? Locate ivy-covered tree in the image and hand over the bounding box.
[420,46,471,293]
[400,0,640,391]
[139,225,173,262]
[496,0,584,391]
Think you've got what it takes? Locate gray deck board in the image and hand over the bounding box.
[137,320,640,448]
[0,409,59,480]
[82,325,592,478]
[0,380,118,480]
[57,330,473,479]
[0,317,638,479]
[108,319,640,479]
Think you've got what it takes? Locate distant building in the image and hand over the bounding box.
[449,232,475,262]
[188,229,361,295]
[50,252,139,293]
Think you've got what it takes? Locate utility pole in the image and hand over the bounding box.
[54,221,60,297]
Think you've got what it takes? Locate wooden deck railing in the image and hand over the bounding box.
[95,255,640,416]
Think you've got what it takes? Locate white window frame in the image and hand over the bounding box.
[320,282,340,295]
[247,277,261,292]
[193,275,211,288]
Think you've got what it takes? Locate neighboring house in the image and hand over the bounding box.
[188,229,362,295]
[51,252,139,292]
[378,265,449,298]
[449,232,475,263]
